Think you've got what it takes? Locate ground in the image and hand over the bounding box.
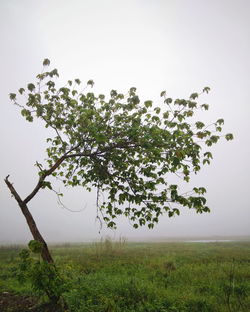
[1,240,250,311]
[0,292,63,312]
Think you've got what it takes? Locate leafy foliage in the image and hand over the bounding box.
[28,240,43,253]
[1,242,249,312]
[17,241,66,302]
[9,59,233,229]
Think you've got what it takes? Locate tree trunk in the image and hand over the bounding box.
[4,175,53,263]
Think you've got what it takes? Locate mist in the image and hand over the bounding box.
[0,0,249,244]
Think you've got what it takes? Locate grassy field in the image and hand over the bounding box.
[0,239,250,312]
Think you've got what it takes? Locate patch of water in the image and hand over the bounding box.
[186,240,232,243]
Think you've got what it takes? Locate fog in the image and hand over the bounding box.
[0,0,249,244]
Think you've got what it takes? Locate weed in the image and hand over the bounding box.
[0,240,250,312]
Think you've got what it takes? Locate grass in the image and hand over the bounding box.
[0,239,250,311]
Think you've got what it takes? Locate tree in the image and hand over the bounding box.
[5,59,233,299]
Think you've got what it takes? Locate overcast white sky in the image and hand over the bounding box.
[0,0,249,243]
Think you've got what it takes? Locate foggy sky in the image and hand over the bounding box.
[0,0,249,243]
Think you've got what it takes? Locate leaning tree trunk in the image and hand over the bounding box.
[4,175,53,263]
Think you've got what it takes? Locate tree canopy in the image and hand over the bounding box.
[9,59,233,230]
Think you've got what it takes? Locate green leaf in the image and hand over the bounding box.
[195,121,205,129]
[144,100,152,108]
[75,79,81,85]
[203,159,210,165]
[210,135,219,143]
[154,107,161,114]
[163,112,169,119]
[216,118,224,125]
[225,133,234,141]
[19,88,25,95]
[168,211,174,217]
[131,95,140,105]
[42,181,52,190]
[107,221,116,228]
[129,87,136,95]
[87,80,94,87]
[43,58,50,66]
[165,98,172,104]
[205,139,212,146]
[49,69,59,77]
[190,93,198,100]
[204,152,213,159]
[196,132,206,139]
[173,208,180,216]
[27,83,35,92]
[21,109,28,116]
[28,240,43,253]
[203,86,210,93]
[201,104,209,110]
[9,93,16,100]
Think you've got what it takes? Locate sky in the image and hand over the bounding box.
[0,0,249,243]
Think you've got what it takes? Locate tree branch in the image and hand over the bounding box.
[4,175,24,206]
[4,175,53,263]
[24,155,67,204]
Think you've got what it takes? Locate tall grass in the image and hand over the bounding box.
[0,239,250,311]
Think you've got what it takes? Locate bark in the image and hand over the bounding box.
[4,175,53,263]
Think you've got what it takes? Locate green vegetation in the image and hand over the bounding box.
[7,58,233,260]
[1,240,249,311]
[8,60,233,232]
[6,59,233,303]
